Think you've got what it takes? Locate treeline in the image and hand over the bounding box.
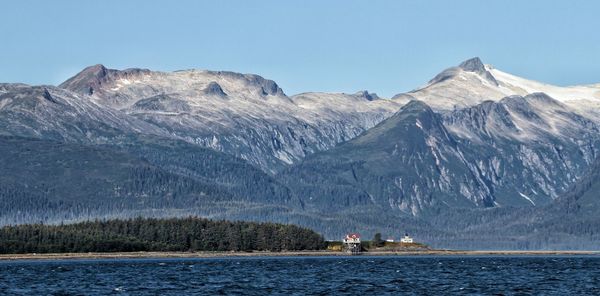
[0,217,327,254]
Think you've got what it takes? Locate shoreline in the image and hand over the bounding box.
[1,250,599,261]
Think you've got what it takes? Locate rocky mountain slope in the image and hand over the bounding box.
[425,156,600,250]
[0,83,167,142]
[282,101,494,216]
[283,93,600,217]
[60,65,403,172]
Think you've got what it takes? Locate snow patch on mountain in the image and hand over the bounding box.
[490,67,600,103]
[395,57,600,120]
[519,192,536,206]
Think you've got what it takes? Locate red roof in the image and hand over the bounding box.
[345,233,361,239]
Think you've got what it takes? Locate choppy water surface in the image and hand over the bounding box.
[0,256,599,295]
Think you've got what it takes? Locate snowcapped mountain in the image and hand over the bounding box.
[60,65,403,172]
[276,58,600,217]
[2,58,600,248]
[52,58,600,174]
[395,57,600,116]
[489,66,600,120]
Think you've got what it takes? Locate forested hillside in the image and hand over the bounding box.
[0,135,302,225]
[0,136,231,224]
[0,217,327,254]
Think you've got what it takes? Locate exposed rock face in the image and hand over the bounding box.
[443,93,600,207]
[354,90,380,101]
[283,101,496,216]
[458,57,499,86]
[458,57,486,72]
[203,82,227,97]
[60,66,404,172]
[0,83,167,142]
[131,94,192,113]
[203,71,286,97]
[60,64,151,96]
[283,94,600,216]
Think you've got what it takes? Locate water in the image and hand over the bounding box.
[1,256,599,295]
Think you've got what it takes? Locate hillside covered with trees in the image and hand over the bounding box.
[0,217,327,254]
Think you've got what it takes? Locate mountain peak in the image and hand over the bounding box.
[86,64,108,73]
[59,64,113,95]
[354,90,380,101]
[424,57,498,89]
[458,57,499,86]
[458,57,486,72]
[59,65,150,95]
[401,100,433,113]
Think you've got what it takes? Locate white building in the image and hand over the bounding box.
[343,233,361,244]
[400,233,413,243]
[343,233,361,254]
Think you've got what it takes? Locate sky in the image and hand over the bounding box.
[1,0,599,97]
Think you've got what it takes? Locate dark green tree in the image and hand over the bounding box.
[0,217,326,254]
[372,232,384,248]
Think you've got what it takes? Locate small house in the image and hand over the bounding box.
[343,233,361,244]
[400,233,413,243]
[343,233,361,254]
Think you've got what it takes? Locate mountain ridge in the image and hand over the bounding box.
[59,64,403,171]
[394,57,600,113]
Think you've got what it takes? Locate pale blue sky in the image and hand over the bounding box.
[1,0,599,97]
